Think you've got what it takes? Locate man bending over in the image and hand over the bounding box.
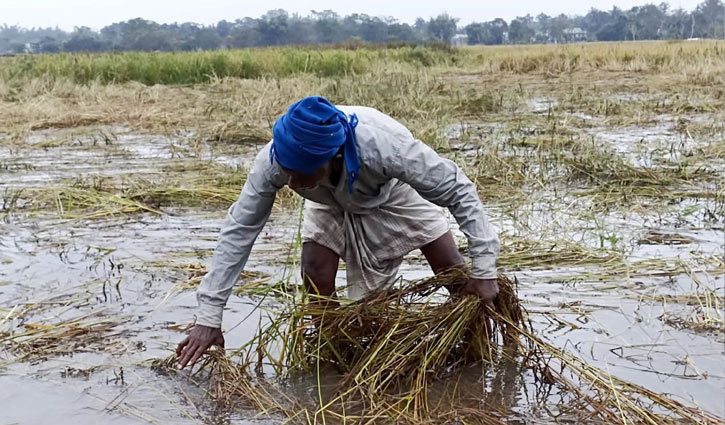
[176,96,500,369]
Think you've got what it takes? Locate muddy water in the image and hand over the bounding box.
[1,117,724,424]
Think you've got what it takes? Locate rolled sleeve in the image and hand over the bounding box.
[195,303,225,328]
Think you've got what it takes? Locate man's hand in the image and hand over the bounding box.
[461,278,499,338]
[460,278,499,309]
[176,324,225,370]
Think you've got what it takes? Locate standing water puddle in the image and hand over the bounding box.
[1,122,723,423]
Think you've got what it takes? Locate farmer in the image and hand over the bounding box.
[176,96,500,369]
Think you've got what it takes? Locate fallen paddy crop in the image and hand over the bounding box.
[154,272,723,424]
[1,40,723,424]
[3,161,297,219]
[1,310,128,364]
[149,260,272,297]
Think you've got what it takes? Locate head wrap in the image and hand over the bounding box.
[270,96,360,193]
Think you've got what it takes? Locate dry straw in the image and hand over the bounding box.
[157,271,722,424]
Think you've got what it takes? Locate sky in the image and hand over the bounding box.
[2,0,705,31]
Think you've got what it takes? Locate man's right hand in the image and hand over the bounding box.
[176,324,225,369]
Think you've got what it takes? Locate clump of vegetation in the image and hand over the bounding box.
[158,273,525,423]
[472,41,725,78]
[156,271,722,424]
[0,46,460,86]
[1,311,128,364]
[5,161,295,219]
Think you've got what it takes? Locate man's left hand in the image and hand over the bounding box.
[461,278,499,309]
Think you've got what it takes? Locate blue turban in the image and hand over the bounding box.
[270,96,360,193]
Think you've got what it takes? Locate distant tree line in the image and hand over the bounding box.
[1,0,723,54]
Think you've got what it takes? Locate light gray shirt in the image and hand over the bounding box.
[195,106,500,327]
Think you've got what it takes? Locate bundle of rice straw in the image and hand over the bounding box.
[206,271,526,421]
[158,271,722,425]
[286,271,520,384]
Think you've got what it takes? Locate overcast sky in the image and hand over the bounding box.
[2,0,704,30]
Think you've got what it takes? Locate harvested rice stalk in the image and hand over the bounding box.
[150,260,272,296]
[152,350,299,420]
[1,312,129,363]
[161,272,723,424]
[207,272,526,422]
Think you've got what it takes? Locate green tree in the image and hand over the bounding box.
[227,18,260,48]
[627,5,665,40]
[596,8,628,41]
[110,18,177,51]
[464,22,488,45]
[36,36,61,53]
[426,13,458,43]
[693,0,725,38]
[487,18,509,45]
[582,8,613,36]
[8,41,27,54]
[257,9,290,45]
[215,20,233,38]
[0,3,720,53]
[0,25,25,53]
[360,15,389,43]
[547,14,571,43]
[387,20,415,42]
[63,26,106,52]
[312,10,343,43]
[186,27,222,50]
[662,7,691,38]
[287,14,316,45]
[509,17,535,43]
[465,19,508,45]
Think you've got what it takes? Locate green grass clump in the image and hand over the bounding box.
[0,45,460,86]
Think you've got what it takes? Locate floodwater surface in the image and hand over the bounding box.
[1,106,723,423]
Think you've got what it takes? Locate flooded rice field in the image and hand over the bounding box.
[1,89,723,424]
